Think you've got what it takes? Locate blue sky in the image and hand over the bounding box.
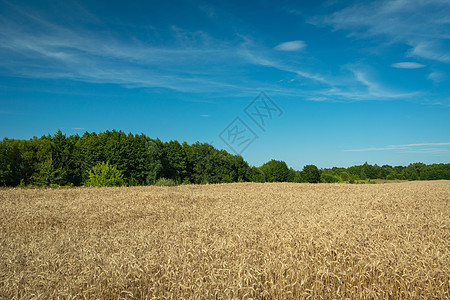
[0,0,449,169]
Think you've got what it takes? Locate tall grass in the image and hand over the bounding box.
[0,181,448,298]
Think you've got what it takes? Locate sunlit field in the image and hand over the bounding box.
[0,181,448,298]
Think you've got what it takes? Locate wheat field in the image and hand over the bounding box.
[0,181,449,299]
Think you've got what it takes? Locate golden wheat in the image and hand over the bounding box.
[0,181,449,299]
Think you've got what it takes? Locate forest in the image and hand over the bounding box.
[0,130,449,187]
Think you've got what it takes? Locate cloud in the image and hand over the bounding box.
[399,148,450,154]
[0,0,445,107]
[316,0,450,63]
[392,62,426,69]
[274,40,306,51]
[241,46,424,103]
[0,2,328,100]
[238,48,328,84]
[306,97,328,102]
[428,71,446,82]
[283,8,303,16]
[0,1,288,96]
[199,5,215,18]
[409,41,450,62]
[350,69,420,99]
[344,142,450,152]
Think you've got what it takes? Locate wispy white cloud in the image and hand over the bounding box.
[428,71,446,82]
[282,7,303,16]
[399,148,450,154]
[0,1,339,100]
[409,41,450,63]
[238,48,328,84]
[392,62,425,69]
[350,69,420,99]
[274,40,306,51]
[0,1,262,95]
[306,97,328,102]
[0,0,445,107]
[240,46,425,103]
[344,142,450,153]
[316,0,450,63]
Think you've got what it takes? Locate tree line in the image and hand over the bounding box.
[0,130,449,187]
[320,162,450,183]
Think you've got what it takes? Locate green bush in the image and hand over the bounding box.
[321,173,340,183]
[86,161,124,187]
[127,177,140,186]
[340,172,350,181]
[221,174,234,183]
[386,174,395,180]
[154,178,177,186]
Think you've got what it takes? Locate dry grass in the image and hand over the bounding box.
[0,181,449,299]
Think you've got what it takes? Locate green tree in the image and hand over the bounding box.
[405,164,419,180]
[126,133,153,185]
[11,138,40,185]
[145,140,164,184]
[224,154,250,182]
[162,140,187,183]
[259,160,289,182]
[420,163,450,180]
[293,170,303,183]
[0,139,13,186]
[393,166,406,180]
[340,171,350,182]
[29,138,55,186]
[250,166,265,182]
[405,162,426,180]
[286,168,296,182]
[5,129,450,187]
[381,165,393,179]
[301,165,321,183]
[185,142,217,184]
[347,165,362,180]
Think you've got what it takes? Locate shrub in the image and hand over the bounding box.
[127,177,140,186]
[321,173,340,183]
[18,179,26,188]
[86,161,124,187]
[154,178,177,186]
[340,172,350,181]
[386,174,395,180]
[221,174,234,183]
